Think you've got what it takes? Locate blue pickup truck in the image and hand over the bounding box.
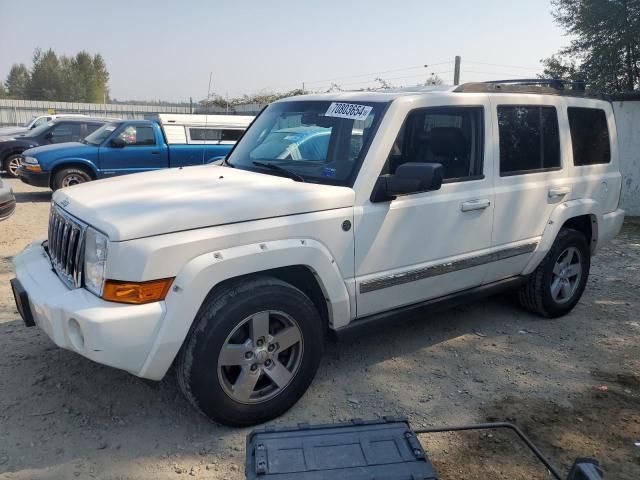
[17,115,253,190]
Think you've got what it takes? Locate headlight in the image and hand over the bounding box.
[22,156,39,165]
[84,227,108,296]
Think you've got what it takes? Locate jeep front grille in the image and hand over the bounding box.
[47,205,86,289]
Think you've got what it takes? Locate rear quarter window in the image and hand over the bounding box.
[568,107,611,166]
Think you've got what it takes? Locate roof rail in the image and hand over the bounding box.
[454,79,608,100]
[453,78,611,102]
[483,78,586,91]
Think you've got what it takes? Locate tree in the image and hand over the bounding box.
[4,63,30,98]
[91,53,110,102]
[198,88,305,112]
[374,77,394,89]
[3,48,111,101]
[70,51,95,101]
[424,74,444,86]
[28,48,63,99]
[58,55,79,101]
[542,0,640,92]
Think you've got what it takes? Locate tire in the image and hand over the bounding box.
[3,154,22,178]
[177,276,324,426]
[52,167,92,191]
[518,228,590,318]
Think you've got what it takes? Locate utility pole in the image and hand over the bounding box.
[302,82,305,94]
[453,56,461,85]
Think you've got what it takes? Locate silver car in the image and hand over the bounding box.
[0,178,16,221]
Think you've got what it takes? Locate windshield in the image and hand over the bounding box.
[84,122,120,145]
[227,100,387,186]
[24,121,55,137]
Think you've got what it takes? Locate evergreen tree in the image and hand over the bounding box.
[4,63,31,99]
[91,53,110,103]
[28,48,63,99]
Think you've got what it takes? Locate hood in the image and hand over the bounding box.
[0,126,28,137]
[25,142,95,159]
[53,165,355,241]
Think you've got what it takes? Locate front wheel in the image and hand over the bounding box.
[177,276,324,426]
[518,228,590,318]
[3,154,22,178]
[52,167,92,191]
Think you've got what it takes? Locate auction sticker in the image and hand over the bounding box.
[325,102,372,121]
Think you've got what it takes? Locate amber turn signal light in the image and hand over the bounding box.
[25,165,42,172]
[102,278,174,304]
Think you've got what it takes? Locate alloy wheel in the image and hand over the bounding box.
[550,246,582,304]
[8,156,20,177]
[217,310,303,404]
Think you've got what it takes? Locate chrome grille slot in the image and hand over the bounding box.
[47,205,87,289]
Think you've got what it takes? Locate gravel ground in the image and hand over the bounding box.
[1,178,639,480]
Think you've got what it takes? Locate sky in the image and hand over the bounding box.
[0,0,568,102]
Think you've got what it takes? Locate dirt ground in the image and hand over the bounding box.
[0,178,639,480]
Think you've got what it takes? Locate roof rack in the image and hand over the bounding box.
[454,78,609,100]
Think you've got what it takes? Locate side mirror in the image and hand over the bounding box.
[109,137,126,148]
[44,132,53,140]
[371,162,443,202]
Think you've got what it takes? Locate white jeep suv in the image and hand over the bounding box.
[11,82,625,426]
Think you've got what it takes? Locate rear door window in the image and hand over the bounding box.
[50,123,81,143]
[86,123,104,135]
[498,106,561,176]
[568,107,611,166]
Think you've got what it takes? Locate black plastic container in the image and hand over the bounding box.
[246,417,438,479]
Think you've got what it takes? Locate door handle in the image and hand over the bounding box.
[151,151,160,155]
[548,186,571,198]
[461,199,491,212]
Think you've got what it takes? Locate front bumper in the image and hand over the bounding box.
[18,166,51,188]
[12,241,166,377]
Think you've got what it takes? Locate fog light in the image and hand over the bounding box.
[68,318,85,351]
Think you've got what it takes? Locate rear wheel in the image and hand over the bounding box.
[518,228,590,318]
[3,154,22,178]
[177,276,324,426]
[52,167,92,191]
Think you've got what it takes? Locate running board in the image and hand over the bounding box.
[335,276,527,340]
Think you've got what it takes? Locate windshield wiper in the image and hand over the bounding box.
[252,161,305,182]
